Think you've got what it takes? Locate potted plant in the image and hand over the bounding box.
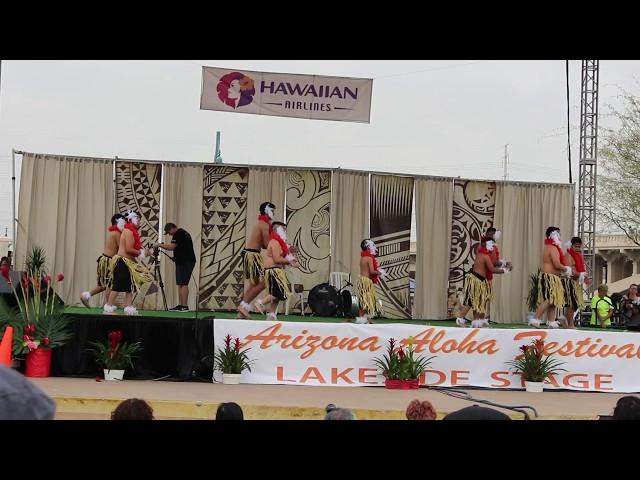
[506,338,566,392]
[213,334,254,384]
[373,337,435,389]
[0,246,71,377]
[87,330,142,381]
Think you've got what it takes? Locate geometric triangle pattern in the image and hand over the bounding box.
[285,170,332,314]
[199,166,249,311]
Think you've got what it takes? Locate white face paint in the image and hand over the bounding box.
[127,211,140,226]
[132,216,140,227]
[264,205,275,219]
[485,240,495,252]
[550,230,561,246]
[365,240,377,255]
[493,230,501,241]
[275,226,287,242]
[116,218,126,231]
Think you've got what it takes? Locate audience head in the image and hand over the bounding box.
[612,396,640,420]
[443,405,510,420]
[111,398,154,420]
[216,402,244,420]
[0,365,56,420]
[324,404,357,420]
[406,399,437,420]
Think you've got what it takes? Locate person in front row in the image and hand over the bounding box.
[591,284,614,329]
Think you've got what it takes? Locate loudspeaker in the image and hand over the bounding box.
[626,314,640,331]
[0,272,63,308]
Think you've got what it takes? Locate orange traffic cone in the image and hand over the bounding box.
[0,326,13,367]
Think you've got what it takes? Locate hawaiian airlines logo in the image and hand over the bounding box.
[217,72,255,109]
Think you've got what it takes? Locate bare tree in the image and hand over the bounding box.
[598,90,640,247]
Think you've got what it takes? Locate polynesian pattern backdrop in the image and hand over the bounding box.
[370,175,414,319]
[285,170,332,312]
[115,161,163,307]
[447,180,496,314]
[199,166,249,311]
[115,162,162,246]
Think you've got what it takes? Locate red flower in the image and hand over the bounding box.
[234,338,241,351]
[224,334,232,349]
[43,275,52,285]
[21,273,29,290]
[108,330,123,349]
[25,324,36,335]
[56,273,65,282]
[387,338,397,356]
[42,337,50,346]
[520,345,529,354]
[23,335,30,341]
[397,347,405,360]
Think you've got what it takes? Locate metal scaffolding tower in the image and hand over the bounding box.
[577,60,600,287]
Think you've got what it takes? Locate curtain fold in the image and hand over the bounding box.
[161,164,204,310]
[415,178,454,319]
[492,183,575,323]
[329,171,369,280]
[16,153,113,305]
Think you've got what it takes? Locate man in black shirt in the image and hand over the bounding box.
[155,222,196,311]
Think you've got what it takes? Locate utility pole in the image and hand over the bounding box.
[214,131,222,163]
[503,144,509,181]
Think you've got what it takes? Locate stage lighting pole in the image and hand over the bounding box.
[577,60,600,292]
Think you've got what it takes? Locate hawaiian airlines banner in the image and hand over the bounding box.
[213,319,640,393]
[200,66,373,123]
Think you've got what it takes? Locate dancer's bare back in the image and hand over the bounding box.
[104,231,121,257]
[542,245,564,276]
[246,221,271,251]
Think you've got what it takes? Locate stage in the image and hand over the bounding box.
[33,377,625,420]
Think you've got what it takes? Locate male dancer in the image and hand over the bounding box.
[237,202,276,319]
[355,239,385,324]
[528,226,572,328]
[483,227,513,322]
[263,221,299,321]
[562,236,591,328]
[456,236,508,328]
[80,213,125,307]
[103,211,153,315]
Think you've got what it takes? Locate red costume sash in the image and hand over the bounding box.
[567,248,586,273]
[544,239,566,266]
[361,250,380,284]
[258,214,272,225]
[108,225,120,233]
[270,232,289,257]
[124,223,142,251]
[477,247,494,281]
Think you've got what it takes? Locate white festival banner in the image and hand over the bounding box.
[200,66,373,123]
[213,319,640,393]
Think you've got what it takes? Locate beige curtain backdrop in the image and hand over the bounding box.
[246,167,287,231]
[330,171,369,279]
[161,164,204,310]
[414,177,454,319]
[16,153,113,305]
[492,183,575,323]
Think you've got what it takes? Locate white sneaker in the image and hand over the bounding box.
[124,306,139,316]
[547,321,560,329]
[480,319,490,327]
[456,317,467,327]
[528,318,541,327]
[81,292,91,308]
[471,320,483,328]
[354,316,368,324]
[103,304,117,315]
[266,312,277,322]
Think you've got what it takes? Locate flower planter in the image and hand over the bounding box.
[385,379,420,390]
[222,373,242,385]
[525,381,544,393]
[104,369,125,381]
[25,348,52,378]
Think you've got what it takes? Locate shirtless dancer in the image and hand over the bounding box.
[263,221,299,321]
[237,202,275,319]
[483,227,513,323]
[456,236,509,328]
[80,213,125,307]
[528,226,572,328]
[562,236,591,328]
